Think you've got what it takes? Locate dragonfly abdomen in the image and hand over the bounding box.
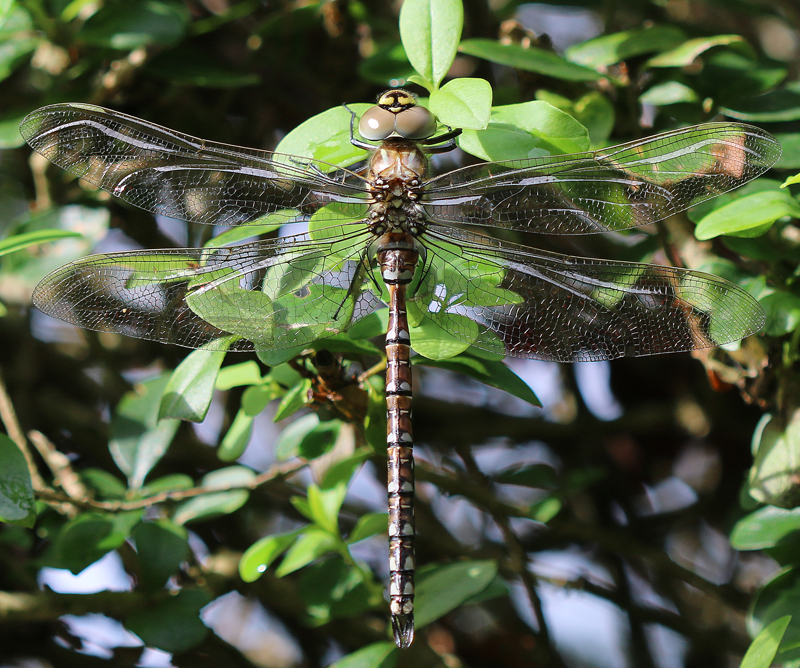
[379,238,418,648]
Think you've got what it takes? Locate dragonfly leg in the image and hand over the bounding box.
[344,103,379,150]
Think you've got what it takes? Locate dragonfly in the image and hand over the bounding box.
[22,89,780,648]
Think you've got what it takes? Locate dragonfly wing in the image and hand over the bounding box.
[21,104,369,227]
[32,230,381,352]
[415,227,765,362]
[423,123,781,234]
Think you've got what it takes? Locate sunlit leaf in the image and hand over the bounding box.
[239,529,303,582]
[415,560,498,629]
[459,39,602,82]
[160,342,231,422]
[741,616,791,668]
[399,0,462,90]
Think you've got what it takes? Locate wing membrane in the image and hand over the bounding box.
[21,104,370,227]
[423,123,781,234]
[32,229,381,352]
[415,227,765,362]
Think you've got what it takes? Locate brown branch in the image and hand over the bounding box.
[28,430,88,500]
[0,372,48,492]
[34,458,307,512]
[415,460,749,610]
[0,590,156,623]
[454,446,566,668]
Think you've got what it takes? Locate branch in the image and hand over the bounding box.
[0,590,153,622]
[415,460,749,610]
[0,372,48,492]
[34,458,307,512]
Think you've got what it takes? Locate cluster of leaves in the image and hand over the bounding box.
[1,0,800,666]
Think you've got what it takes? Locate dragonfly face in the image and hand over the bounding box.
[21,90,780,648]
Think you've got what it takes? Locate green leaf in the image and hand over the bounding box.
[217,408,254,462]
[138,474,194,497]
[459,39,602,82]
[299,420,343,460]
[363,376,387,454]
[695,191,800,240]
[0,230,83,257]
[639,81,699,106]
[205,218,287,247]
[749,568,800,663]
[0,110,28,148]
[125,588,211,654]
[275,413,320,459]
[458,100,589,161]
[275,105,370,166]
[399,0,462,90]
[216,361,263,390]
[239,529,303,582]
[0,434,35,527]
[741,616,791,668]
[428,78,492,130]
[775,134,800,170]
[273,377,313,422]
[241,384,274,416]
[319,450,371,490]
[565,25,687,68]
[172,466,255,524]
[409,317,472,360]
[494,463,558,488]
[731,506,800,550]
[109,375,181,489]
[299,557,373,622]
[275,526,338,577]
[415,560,498,629]
[0,6,37,86]
[530,496,562,523]
[760,292,800,337]
[159,344,230,422]
[81,0,190,49]
[80,469,128,500]
[145,44,260,87]
[43,511,142,574]
[307,483,347,534]
[721,80,800,123]
[346,310,389,341]
[783,173,800,188]
[347,512,387,544]
[414,354,540,406]
[132,520,190,590]
[749,412,800,509]
[645,35,749,68]
[536,90,615,146]
[328,642,396,668]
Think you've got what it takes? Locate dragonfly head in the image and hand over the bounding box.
[358,89,438,142]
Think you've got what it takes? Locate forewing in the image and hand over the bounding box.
[414,227,765,362]
[32,230,381,352]
[423,123,781,234]
[21,104,369,227]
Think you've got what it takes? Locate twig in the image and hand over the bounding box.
[0,372,47,491]
[34,458,307,512]
[28,430,88,500]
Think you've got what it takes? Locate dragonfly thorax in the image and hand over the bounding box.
[367,142,427,237]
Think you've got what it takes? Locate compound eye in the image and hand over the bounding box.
[359,106,395,141]
[395,105,437,139]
